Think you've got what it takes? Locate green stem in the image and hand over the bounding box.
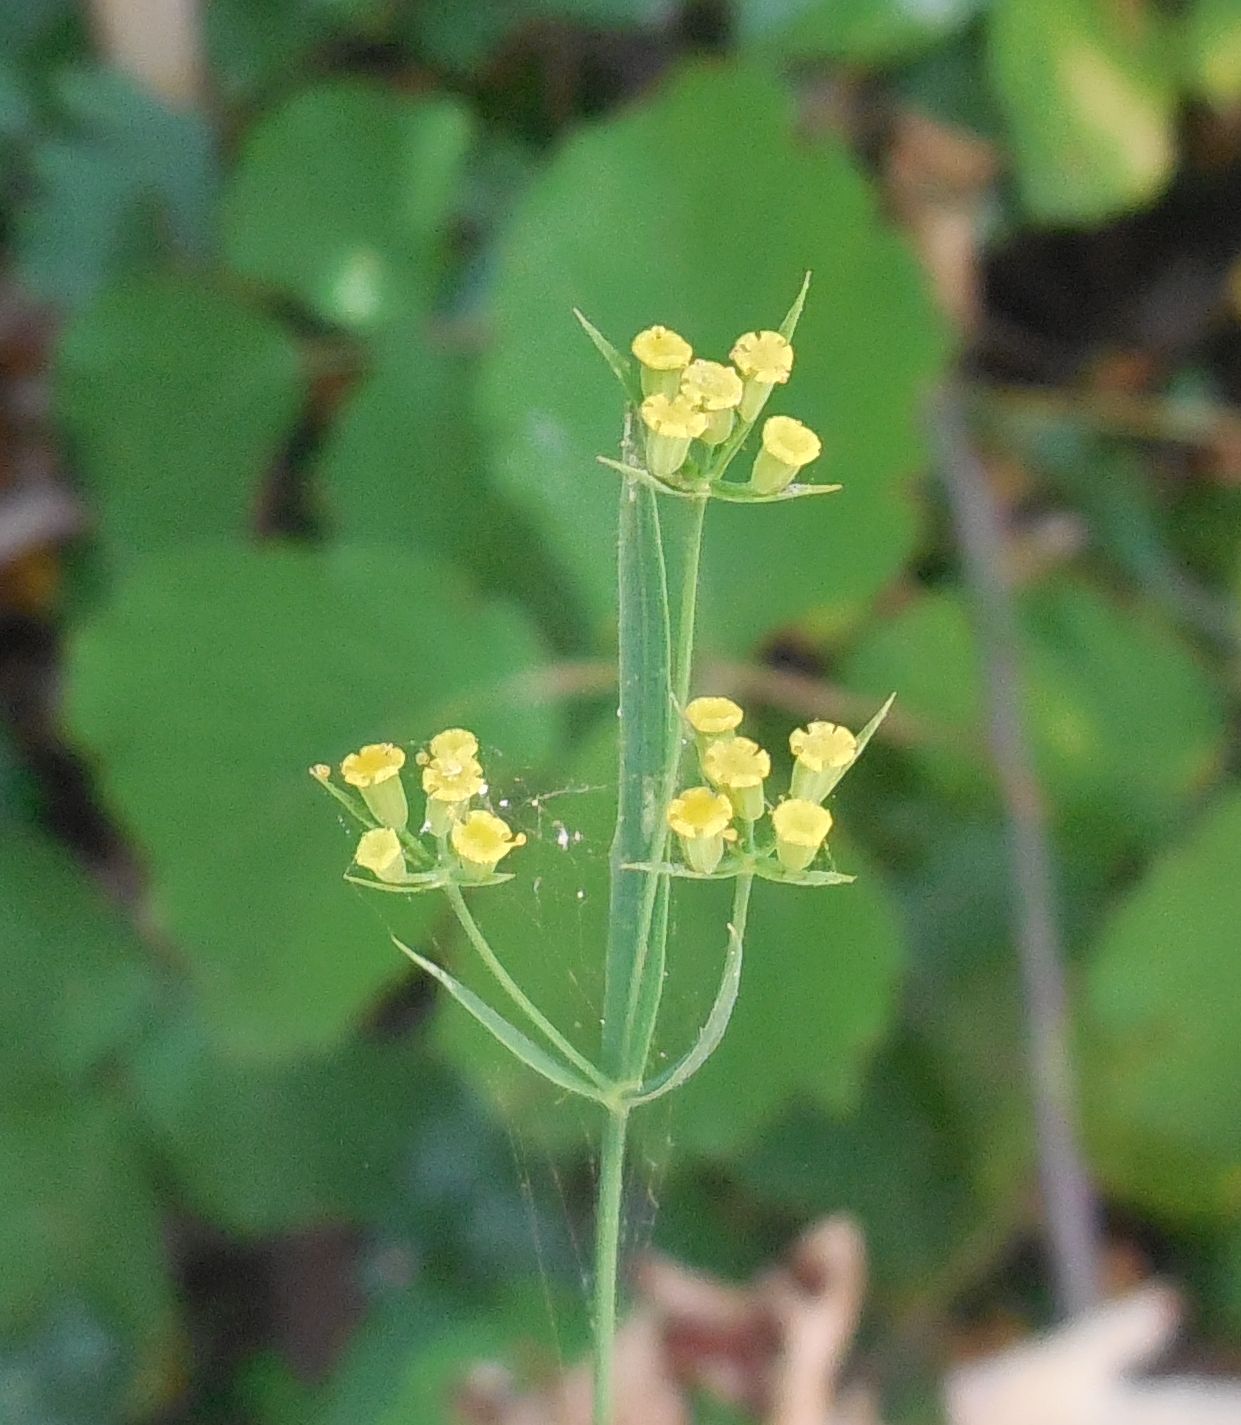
[672,494,709,711]
[602,480,673,1078]
[593,1106,629,1425]
[443,879,613,1093]
[620,492,709,1074]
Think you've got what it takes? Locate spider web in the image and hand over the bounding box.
[333,734,706,1386]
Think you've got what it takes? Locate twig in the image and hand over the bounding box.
[931,386,1102,1319]
[490,659,929,748]
[972,379,1241,459]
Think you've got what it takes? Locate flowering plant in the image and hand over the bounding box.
[309,275,891,1425]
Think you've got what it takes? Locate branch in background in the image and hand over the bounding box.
[88,0,205,108]
[974,380,1241,463]
[932,386,1102,1320]
[493,660,929,748]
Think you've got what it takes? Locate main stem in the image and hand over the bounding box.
[592,1105,629,1424]
[594,490,709,1425]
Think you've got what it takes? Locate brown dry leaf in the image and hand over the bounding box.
[945,1286,1241,1425]
[457,1232,1241,1425]
[457,1215,876,1425]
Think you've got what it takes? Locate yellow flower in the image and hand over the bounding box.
[422,755,484,835]
[730,330,794,421]
[751,415,822,495]
[763,415,820,466]
[341,742,404,787]
[667,786,736,874]
[704,736,770,821]
[704,736,770,788]
[681,359,743,445]
[632,325,693,398]
[790,721,858,803]
[790,721,856,772]
[451,809,527,879]
[685,695,744,737]
[668,786,734,839]
[340,742,409,829]
[422,758,484,803]
[731,330,794,383]
[427,727,478,763]
[681,359,743,410]
[640,392,709,480]
[771,798,834,873]
[354,827,406,883]
[641,392,707,439]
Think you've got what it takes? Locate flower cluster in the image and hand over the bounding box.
[664,696,866,879]
[311,729,526,888]
[630,323,821,493]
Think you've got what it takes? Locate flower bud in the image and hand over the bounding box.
[730,330,793,422]
[667,786,736,874]
[340,743,409,829]
[354,827,406,883]
[771,799,833,873]
[632,326,692,398]
[750,416,821,495]
[641,392,708,480]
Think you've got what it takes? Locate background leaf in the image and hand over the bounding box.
[313,322,574,638]
[221,82,473,331]
[0,827,153,1102]
[1083,788,1241,1220]
[988,0,1175,223]
[1184,0,1241,104]
[734,0,987,63]
[14,66,216,307]
[842,581,1225,857]
[0,1095,170,1341]
[55,274,304,559]
[65,544,561,1058]
[131,1008,429,1235]
[480,61,948,652]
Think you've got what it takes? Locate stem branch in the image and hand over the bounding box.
[443,879,613,1094]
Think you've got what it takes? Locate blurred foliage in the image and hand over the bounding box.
[0,0,1240,1422]
[65,545,560,1055]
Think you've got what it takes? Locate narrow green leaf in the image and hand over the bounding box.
[622,859,742,881]
[631,918,744,1105]
[343,871,447,894]
[707,481,843,504]
[596,455,695,499]
[805,689,899,804]
[753,865,856,888]
[574,308,640,404]
[778,269,812,341]
[391,937,606,1103]
[596,456,843,505]
[854,690,897,756]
